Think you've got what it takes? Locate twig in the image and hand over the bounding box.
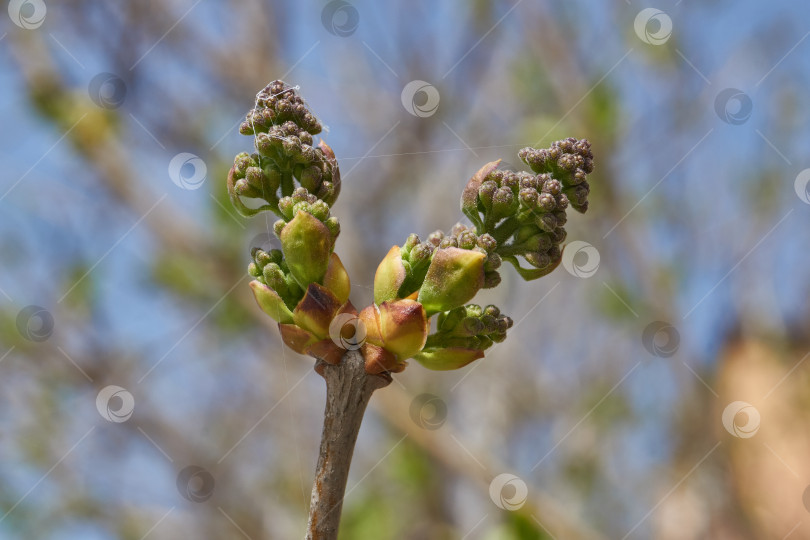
[306,351,391,540]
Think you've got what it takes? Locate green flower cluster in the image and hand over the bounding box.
[229,80,595,376]
[460,138,593,282]
[227,80,340,223]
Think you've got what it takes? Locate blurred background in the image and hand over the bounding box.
[2,0,810,538]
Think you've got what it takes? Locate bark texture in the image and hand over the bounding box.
[306,350,391,540]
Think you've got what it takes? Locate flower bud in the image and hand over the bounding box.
[524,251,552,269]
[413,347,484,371]
[377,299,428,360]
[483,271,501,288]
[491,187,516,220]
[461,160,501,230]
[279,211,334,288]
[427,230,445,246]
[417,247,486,315]
[402,233,420,257]
[477,234,497,253]
[250,280,294,323]
[373,246,407,305]
[457,230,478,250]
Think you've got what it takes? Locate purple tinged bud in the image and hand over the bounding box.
[501,173,519,191]
[439,236,458,249]
[450,222,469,236]
[525,251,552,269]
[245,167,265,188]
[428,230,445,246]
[478,181,498,210]
[484,253,502,271]
[457,230,478,250]
[483,271,501,288]
[543,178,562,195]
[477,233,497,253]
[483,305,500,317]
[409,242,432,265]
[519,188,539,209]
[465,304,483,318]
[461,317,485,336]
[537,193,556,212]
[492,187,516,219]
[536,213,557,232]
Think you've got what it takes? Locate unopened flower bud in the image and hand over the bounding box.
[428,230,445,246]
[492,187,516,219]
[483,271,501,288]
[417,247,486,315]
[537,192,556,212]
[457,230,478,250]
[525,251,552,269]
[484,253,501,271]
[477,233,497,253]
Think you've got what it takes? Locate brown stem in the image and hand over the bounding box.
[306,350,391,540]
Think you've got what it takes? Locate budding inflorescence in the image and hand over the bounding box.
[228,80,340,224]
[230,81,594,376]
